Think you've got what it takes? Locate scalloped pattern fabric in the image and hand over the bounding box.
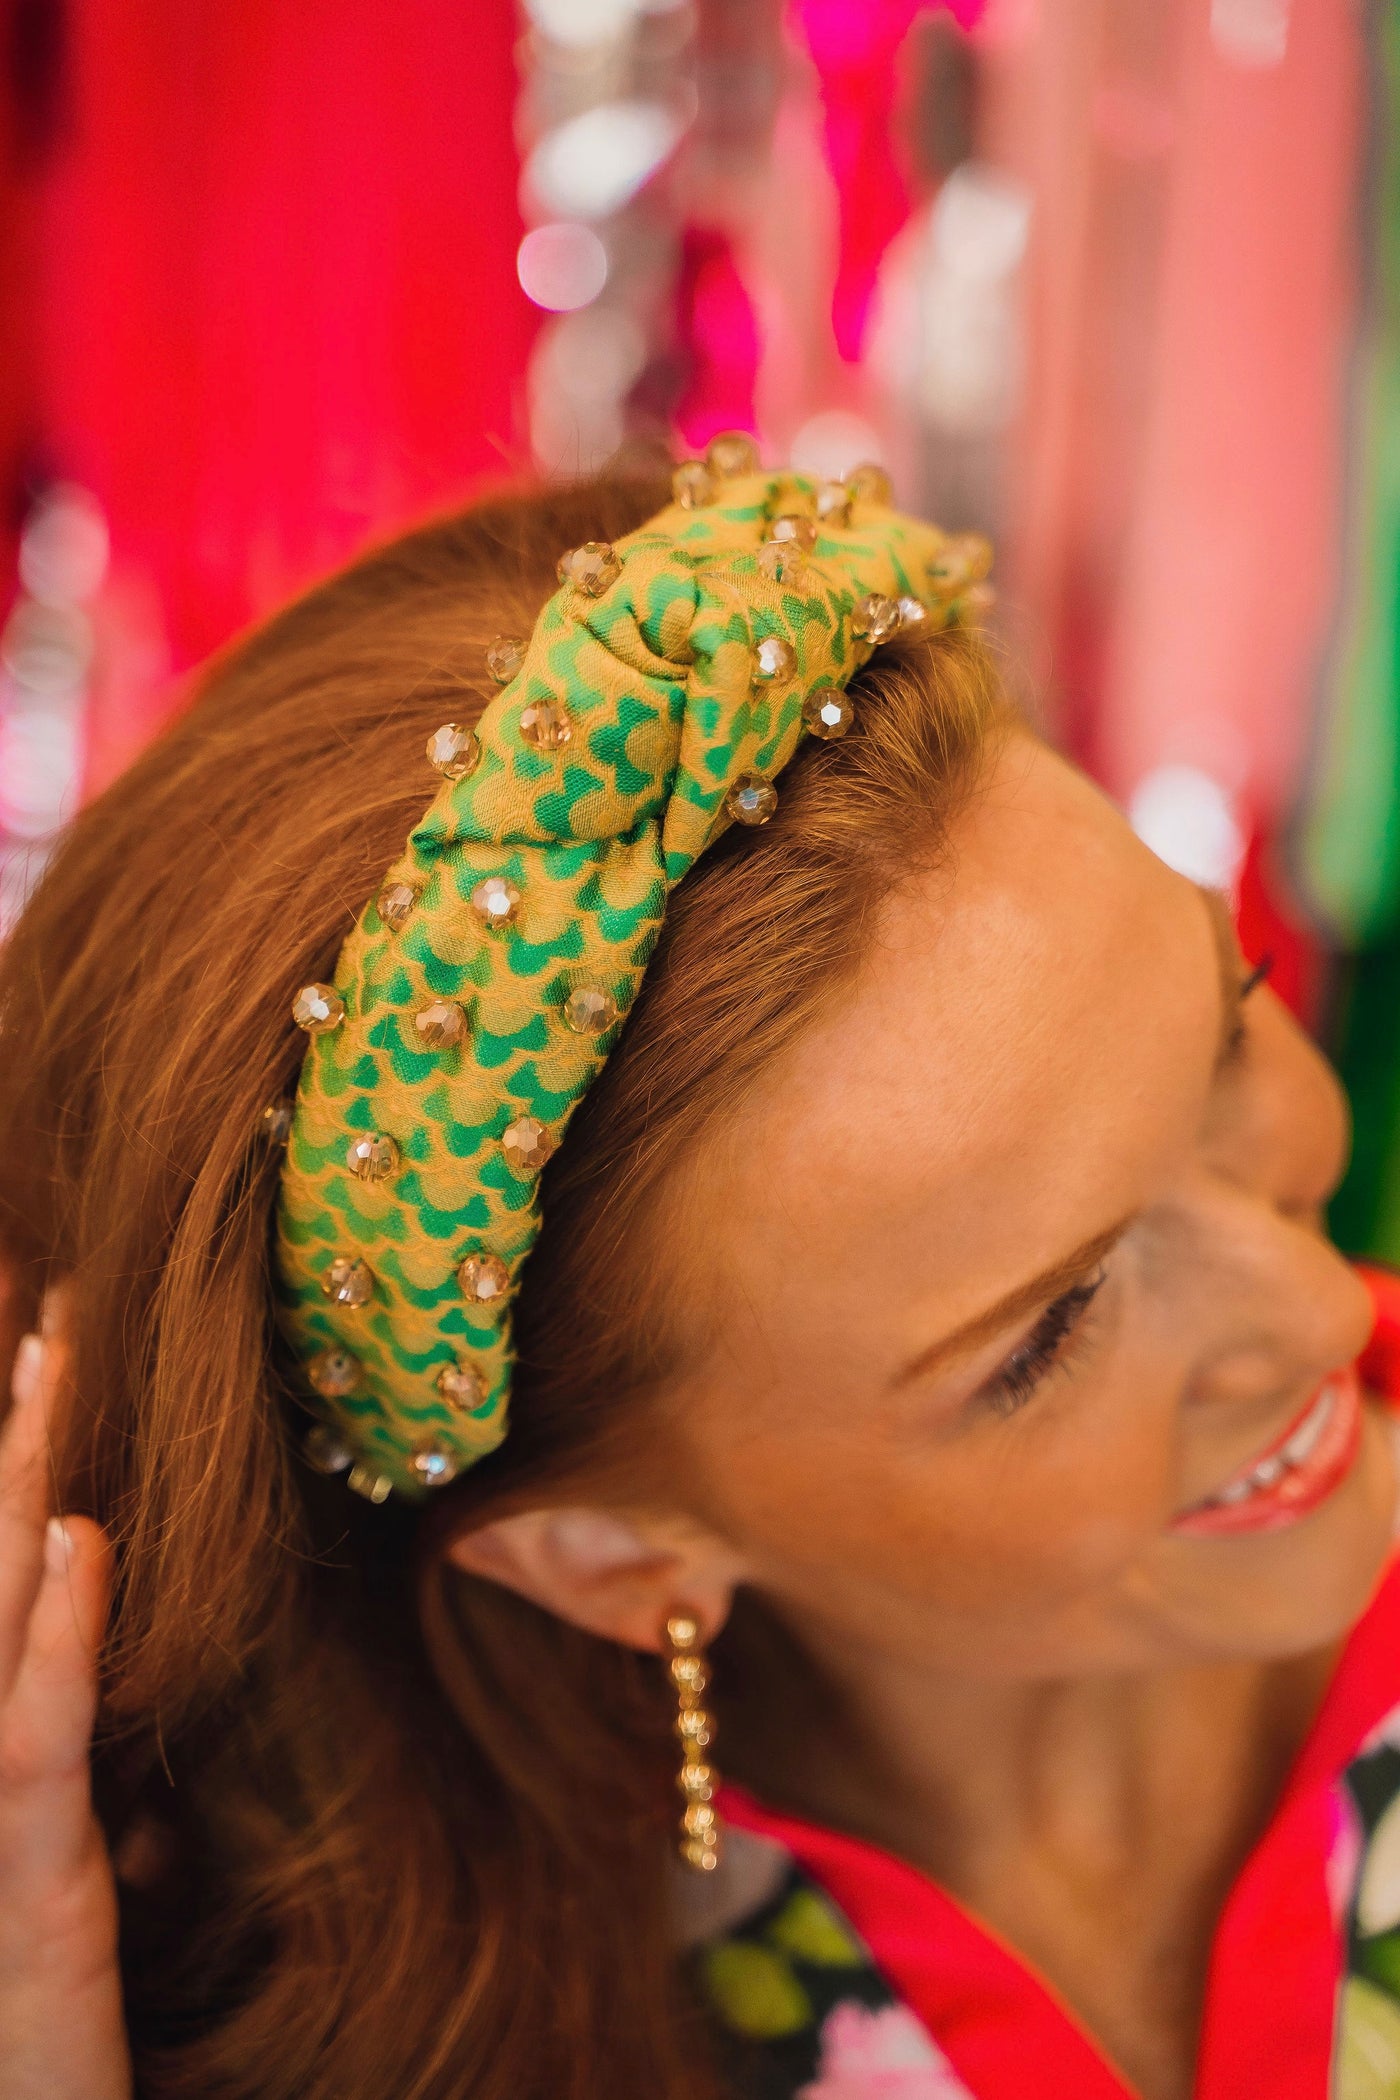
[275,470,962,1495]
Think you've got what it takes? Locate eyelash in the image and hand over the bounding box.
[981,1269,1107,1418]
[1225,953,1274,1061]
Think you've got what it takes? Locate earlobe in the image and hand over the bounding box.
[443,1503,743,1653]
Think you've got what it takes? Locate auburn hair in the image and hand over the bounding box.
[0,470,1001,2100]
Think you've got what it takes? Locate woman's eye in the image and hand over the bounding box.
[979,1269,1107,1418]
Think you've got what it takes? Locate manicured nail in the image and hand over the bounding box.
[45,1517,73,1576]
[11,1334,43,1408]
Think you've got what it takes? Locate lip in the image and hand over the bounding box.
[1169,1365,1364,1537]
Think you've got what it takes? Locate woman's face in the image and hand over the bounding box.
[643,731,1395,1678]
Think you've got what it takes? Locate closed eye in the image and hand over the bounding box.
[1224,952,1274,1064]
[979,1268,1106,1418]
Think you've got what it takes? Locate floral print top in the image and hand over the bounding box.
[686,1269,1400,2099]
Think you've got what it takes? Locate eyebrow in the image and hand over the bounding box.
[890,887,1245,1395]
[890,1216,1134,1391]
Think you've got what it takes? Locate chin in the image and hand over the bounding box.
[1164,1405,1398,1661]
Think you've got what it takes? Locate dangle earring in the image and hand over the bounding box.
[665,1611,722,1872]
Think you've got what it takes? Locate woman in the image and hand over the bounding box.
[0,453,1396,2100]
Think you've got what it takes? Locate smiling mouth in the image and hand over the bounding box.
[1169,1366,1364,1538]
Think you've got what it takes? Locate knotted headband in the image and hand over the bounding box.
[274,445,991,1500]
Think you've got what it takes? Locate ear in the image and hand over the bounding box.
[443,1503,749,1652]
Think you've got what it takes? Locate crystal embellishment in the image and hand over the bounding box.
[322,1255,375,1309]
[752,635,797,684]
[486,634,526,684]
[413,1000,469,1050]
[519,696,573,750]
[770,513,818,551]
[436,1360,487,1412]
[896,595,928,628]
[458,1253,510,1307]
[347,1465,393,1504]
[726,774,778,827]
[815,479,851,525]
[376,881,417,933]
[308,1347,360,1399]
[557,541,621,596]
[346,1131,399,1182]
[262,1098,294,1148]
[292,983,344,1035]
[411,1441,458,1488]
[802,687,855,740]
[757,540,807,586]
[673,459,716,509]
[562,985,618,1036]
[851,593,901,645]
[426,722,480,780]
[845,461,893,505]
[303,1422,353,1475]
[927,532,994,597]
[501,1115,557,1175]
[705,430,760,478]
[471,874,521,930]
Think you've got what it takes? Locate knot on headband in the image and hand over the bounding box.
[274,456,992,1499]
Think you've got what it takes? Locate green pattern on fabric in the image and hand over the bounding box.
[275,469,960,1494]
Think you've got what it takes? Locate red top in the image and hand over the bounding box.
[718,1264,1400,2099]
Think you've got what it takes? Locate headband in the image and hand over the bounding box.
[273,445,991,1500]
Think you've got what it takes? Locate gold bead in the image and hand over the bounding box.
[519,696,573,750]
[262,1097,294,1148]
[322,1256,374,1309]
[345,1131,399,1182]
[752,634,797,684]
[303,1422,353,1475]
[436,1359,488,1413]
[486,634,526,685]
[705,430,761,478]
[725,774,777,828]
[413,999,469,1050]
[845,461,892,505]
[667,1612,701,1650]
[683,1800,718,1836]
[851,593,901,645]
[673,459,716,508]
[670,1652,708,1693]
[471,874,521,930]
[678,1762,714,1798]
[557,541,621,596]
[347,1464,393,1504]
[410,1441,459,1488]
[426,722,480,780]
[561,985,618,1036]
[676,1707,711,1745]
[802,686,855,740]
[683,1838,721,1872]
[292,982,344,1035]
[501,1114,557,1175]
[376,881,418,933]
[308,1347,360,1399]
[457,1252,510,1308]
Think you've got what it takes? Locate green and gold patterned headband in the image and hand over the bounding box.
[274,442,991,1501]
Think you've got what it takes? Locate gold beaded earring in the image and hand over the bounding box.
[665,1611,721,1872]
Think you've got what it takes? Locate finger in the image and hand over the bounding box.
[0,1338,54,1698]
[6,1520,110,1780]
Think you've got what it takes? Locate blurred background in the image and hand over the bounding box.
[1,0,1397,1258]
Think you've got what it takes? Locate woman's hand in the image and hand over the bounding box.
[0,1332,130,2100]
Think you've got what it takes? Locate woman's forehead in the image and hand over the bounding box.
[695,737,1220,1350]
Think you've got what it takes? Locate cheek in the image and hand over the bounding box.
[692,1371,1180,1620]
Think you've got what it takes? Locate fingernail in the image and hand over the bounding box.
[11,1334,43,1407]
[45,1517,73,1575]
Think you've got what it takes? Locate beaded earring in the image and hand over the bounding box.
[665,1611,721,1872]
